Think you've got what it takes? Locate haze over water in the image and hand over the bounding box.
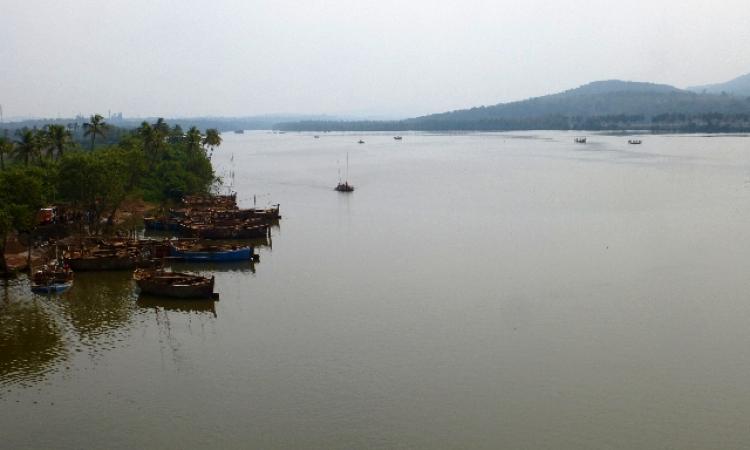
[3,132,750,449]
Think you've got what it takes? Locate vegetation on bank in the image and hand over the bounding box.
[0,115,221,273]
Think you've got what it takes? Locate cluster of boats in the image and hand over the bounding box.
[144,194,279,239]
[30,194,277,300]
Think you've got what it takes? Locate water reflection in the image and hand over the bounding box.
[0,280,67,386]
[57,271,137,345]
[169,260,257,274]
[136,296,217,317]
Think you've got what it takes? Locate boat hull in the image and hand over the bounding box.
[134,270,215,299]
[31,282,73,295]
[169,245,253,262]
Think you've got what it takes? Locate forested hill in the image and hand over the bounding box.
[276,80,750,132]
[688,73,750,97]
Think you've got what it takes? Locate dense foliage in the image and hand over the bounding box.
[0,116,220,271]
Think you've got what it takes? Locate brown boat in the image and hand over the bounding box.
[184,222,269,239]
[134,269,215,299]
[64,242,158,271]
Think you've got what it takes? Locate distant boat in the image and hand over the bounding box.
[574,137,587,144]
[394,136,403,140]
[234,130,244,134]
[314,135,320,139]
[628,139,642,144]
[335,152,355,192]
[134,269,216,299]
[358,140,365,144]
[30,264,74,295]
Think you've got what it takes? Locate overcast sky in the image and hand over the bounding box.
[2,0,750,119]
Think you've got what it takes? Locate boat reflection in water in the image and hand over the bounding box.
[1,280,68,386]
[136,296,217,317]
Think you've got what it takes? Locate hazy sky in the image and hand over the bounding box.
[2,0,750,119]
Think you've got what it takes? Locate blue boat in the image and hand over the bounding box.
[169,243,253,262]
[30,266,74,295]
[31,281,73,295]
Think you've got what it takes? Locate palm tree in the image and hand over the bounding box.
[202,128,222,158]
[14,129,40,166]
[83,114,110,150]
[153,118,170,137]
[45,124,72,159]
[0,136,13,170]
[185,126,203,154]
[137,121,158,158]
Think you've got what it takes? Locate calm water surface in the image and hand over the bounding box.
[3,131,750,449]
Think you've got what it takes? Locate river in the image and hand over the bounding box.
[3,131,750,449]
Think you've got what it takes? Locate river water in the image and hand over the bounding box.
[3,131,750,449]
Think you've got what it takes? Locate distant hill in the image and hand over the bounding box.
[688,73,750,97]
[277,79,750,132]
[408,80,748,123]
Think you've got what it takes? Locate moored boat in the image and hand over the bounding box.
[169,242,254,262]
[574,137,587,143]
[30,264,74,295]
[628,139,642,144]
[134,269,215,299]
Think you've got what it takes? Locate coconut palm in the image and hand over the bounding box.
[0,136,13,170]
[14,129,41,166]
[83,114,110,150]
[137,121,159,158]
[202,128,221,150]
[185,126,203,154]
[45,124,72,159]
[153,118,170,138]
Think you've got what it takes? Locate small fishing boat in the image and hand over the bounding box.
[169,242,254,262]
[628,139,642,144]
[134,269,216,299]
[574,137,587,144]
[394,136,403,140]
[334,182,354,192]
[314,135,320,139]
[335,152,355,192]
[30,264,74,295]
[358,140,365,144]
[234,130,244,134]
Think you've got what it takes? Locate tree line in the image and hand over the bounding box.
[0,115,222,273]
[275,112,750,133]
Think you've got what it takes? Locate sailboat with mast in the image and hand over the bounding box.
[335,152,354,192]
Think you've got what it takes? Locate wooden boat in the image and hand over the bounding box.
[182,194,238,210]
[628,139,642,144]
[169,242,254,262]
[64,248,157,271]
[185,222,269,239]
[134,269,215,299]
[30,264,74,295]
[334,182,355,192]
[335,152,355,192]
[574,137,587,144]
